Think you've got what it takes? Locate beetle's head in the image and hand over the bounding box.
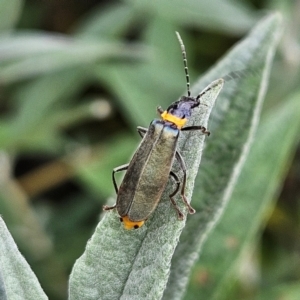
[160,96,199,129]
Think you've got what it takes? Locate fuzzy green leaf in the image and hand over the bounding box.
[186,89,300,299]
[69,79,223,300]
[69,13,282,300]
[0,217,48,300]
[163,13,282,300]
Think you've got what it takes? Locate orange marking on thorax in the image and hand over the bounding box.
[160,111,187,129]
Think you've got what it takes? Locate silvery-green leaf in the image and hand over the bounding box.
[68,79,223,300]
[0,217,48,300]
[185,85,300,300]
[69,13,282,300]
[163,13,282,300]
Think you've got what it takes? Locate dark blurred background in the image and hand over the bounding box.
[0,0,300,299]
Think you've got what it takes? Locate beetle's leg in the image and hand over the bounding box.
[112,163,129,193]
[137,126,147,138]
[103,204,116,211]
[103,163,129,211]
[156,106,164,115]
[169,171,184,220]
[175,151,196,214]
[181,125,210,136]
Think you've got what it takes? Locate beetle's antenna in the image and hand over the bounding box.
[176,31,191,97]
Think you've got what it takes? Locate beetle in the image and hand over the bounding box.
[104,32,223,229]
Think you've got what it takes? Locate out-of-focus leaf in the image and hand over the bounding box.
[127,0,259,35]
[0,154,68,298]
[75,134,138,198]
[0,32,145,83]
[185,89,300,300]
[0,69,88,151]
[0,0,23,31]
[256,282,300,300]
[0,169,53,259]
[74,3,135,38]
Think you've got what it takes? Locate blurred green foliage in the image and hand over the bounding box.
[0,1,299,300]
